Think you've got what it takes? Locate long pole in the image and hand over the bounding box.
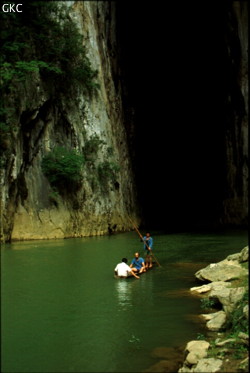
[128,216,161,267]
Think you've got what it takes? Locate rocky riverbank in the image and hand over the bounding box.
[178,246,249,373]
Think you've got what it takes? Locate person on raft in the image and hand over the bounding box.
[142,232,153,269]
[130,252,146,274]
[114,258,140,279]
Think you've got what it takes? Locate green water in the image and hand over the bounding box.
[1,229,248,373]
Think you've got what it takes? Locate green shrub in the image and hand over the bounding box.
[227,291,249,335]
[83,134,106,161]
[1,60,62,84]
[106,146,114,156]
[196,333,206,340]
[0,122,10,134]
[48,189,60,207]
[232,344,248,359]
[97,160,120,192]
[98,161,120,184]
[41,147,85,187]
[200,297,218,309]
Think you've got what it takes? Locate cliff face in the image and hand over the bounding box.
[115,1,248,229]
[0,2,139,242]
[0,2,248,242]
[221,1,248,225]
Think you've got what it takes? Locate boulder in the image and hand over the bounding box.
[238,332,249,341]
[184,341,210,366]
[192,358,223,372]
[201,313,213,321]
[208,281,232,292]
[239,246,249,262]
[201,311,227,331]
[191,282,246,315]
[185,340,210,351]
[178,365,192,372]
[226,253,241,261]
[190,284,212,294]
[218,287,246,314]
[243,304,248,320]
[191,281,231,295]
[186,349,207,365]
[195,260,248,282]
[207,285,246,314]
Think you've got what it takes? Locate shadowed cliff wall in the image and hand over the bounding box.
[117,1,248,230]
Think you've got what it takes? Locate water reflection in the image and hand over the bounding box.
[115,279,134,311]
[2,239,67,251]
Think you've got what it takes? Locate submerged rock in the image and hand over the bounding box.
[144,359,181,372]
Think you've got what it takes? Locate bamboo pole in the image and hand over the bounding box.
[128,216,161,267]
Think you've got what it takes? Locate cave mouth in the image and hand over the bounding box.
[116,2,231,232]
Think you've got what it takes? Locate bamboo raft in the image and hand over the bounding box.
[114,263,155,279]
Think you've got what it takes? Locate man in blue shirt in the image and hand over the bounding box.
[143,232,153,268]
[130,252,146,274]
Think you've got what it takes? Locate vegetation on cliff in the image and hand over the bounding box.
[0,1,99,157]
[41,146,85,188]
[0,2,99,93]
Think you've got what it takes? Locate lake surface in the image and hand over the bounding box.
[1,229,248,372]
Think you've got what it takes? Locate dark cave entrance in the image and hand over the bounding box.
[116,2,234,231]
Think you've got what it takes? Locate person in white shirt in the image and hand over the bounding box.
[114,258,140,279]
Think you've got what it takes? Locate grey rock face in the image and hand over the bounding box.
[0,2,139,241]
[195,260,248,282]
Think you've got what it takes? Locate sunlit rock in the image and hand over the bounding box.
[184,341,210,366]
[201,311,227,331]
[215,338,236,346]
[216,287,246,314]
[239,246,249,262]
[193,358,223,372]
[226,253,241,261]
[195,260,248,282]
[190,281,231,294]
[190,285,212,294]
[243,304,248,320]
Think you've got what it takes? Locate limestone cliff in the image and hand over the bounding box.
[221,1,248,225]
[0,1,140,242]
[0,1,248,242]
